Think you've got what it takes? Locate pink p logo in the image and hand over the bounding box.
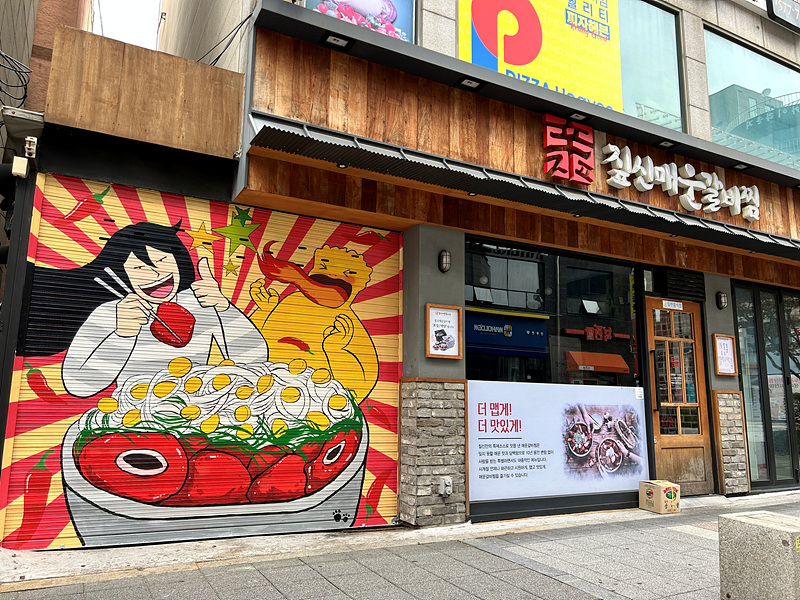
[472,0,543,66]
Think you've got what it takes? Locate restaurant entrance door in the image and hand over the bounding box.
[646,298,714,495]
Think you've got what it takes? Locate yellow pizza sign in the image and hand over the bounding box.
[458,0,623,111]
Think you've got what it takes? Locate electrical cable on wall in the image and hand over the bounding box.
[197,14,252,67]
[0,48,31,109]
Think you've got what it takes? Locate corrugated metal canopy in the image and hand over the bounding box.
[249,112,800,262]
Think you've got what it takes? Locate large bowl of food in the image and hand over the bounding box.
[597,438,624,473]
[566,421,593,458]
[61,358,368,547]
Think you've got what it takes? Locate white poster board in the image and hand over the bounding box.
[467,381,648,502]
[713,334,738,376]
[426,304,462,359]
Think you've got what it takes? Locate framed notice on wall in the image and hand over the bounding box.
[713,334,738,376]
[426,303,462,359]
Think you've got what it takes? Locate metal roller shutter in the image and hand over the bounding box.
[0,174,402,549]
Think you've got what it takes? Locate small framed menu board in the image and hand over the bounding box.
[426,303,463,359]
[713,334,738,376]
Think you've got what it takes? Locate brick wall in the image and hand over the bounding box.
[398,380,466,526]
[716,391,749,495]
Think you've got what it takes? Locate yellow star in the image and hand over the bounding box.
[224,260,239,276]
[187,223,221,255]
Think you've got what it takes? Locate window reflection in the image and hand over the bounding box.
[619,0,683,131]
[736,287,770,482]
[465,239,638,388]
[706,30,800,170]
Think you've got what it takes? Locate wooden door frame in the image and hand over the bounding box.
[646,297,715,496]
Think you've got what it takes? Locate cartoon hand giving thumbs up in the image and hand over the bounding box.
[191,257,230,311]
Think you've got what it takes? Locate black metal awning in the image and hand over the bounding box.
[249,112,800,262]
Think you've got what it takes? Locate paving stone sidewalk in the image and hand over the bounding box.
[2,494,800,600]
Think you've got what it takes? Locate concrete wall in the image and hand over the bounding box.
[703,273,739,392]
[402,224,465,380]
[158,0,256,73]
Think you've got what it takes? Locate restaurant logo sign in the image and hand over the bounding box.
[601,144,761,222]
[543,114,595,185]
[458,0,623,111]
[564,325,631,341]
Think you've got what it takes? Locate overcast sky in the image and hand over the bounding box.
[93,0,163,50]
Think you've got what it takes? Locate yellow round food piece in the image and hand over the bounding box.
[236,386,254,400]
[219,359,235,367]
[153,381,177,398]
[311,368,331,384]
[122,409,141,427]
[234,406,251,422]
[328,394,348,411]
[306,411,330,431]
[288,358,307,375]
[97,397,118,414]
[201,414,219,433]
[271,418,288,436]
[180,405,201,420]
[212,374,231,391]
[257,375,274,394]
[168,357,192,378]
[184,377,203,394]
[281,387,301,403]
[130,384,149,400]
[237,424,254,440]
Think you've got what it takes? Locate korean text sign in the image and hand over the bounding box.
[467,381,647,502]
[458,0,623,111]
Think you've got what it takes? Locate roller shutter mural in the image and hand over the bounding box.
[0,174,402,548]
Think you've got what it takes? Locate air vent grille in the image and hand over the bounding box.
[665,269,706,303]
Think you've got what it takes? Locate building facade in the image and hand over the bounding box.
[4,0,800,548]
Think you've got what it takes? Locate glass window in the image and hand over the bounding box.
[465,239,638,388]
[619,0,683,131]
[566,268,612,316]
[706,30,800,170]
[736,287,771,482]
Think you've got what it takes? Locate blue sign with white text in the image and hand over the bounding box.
[466,311,547,351]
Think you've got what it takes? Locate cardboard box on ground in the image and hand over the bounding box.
[639,480,680,514]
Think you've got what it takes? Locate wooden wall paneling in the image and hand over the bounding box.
[540,215,555,245]
[442,196,459,228]
[366,61,387,142]
[715,251,735,277]
[489,204,506,236]
[489,100,515,173]
[450,88,477,165]
[377,181,396,216]
[253,28,275,114]
[417,78,450,157]
[328,50,350,133]
[48,28,243,158]
[303,41,332,129]
[427,192,444,225]
[394,185,414,221]
[416,78,435,156]
[345,175,363,210]
[384,68,404,148]
[347,57,368,138]
[361,179,378,214]
[273,34,297,122]
[475,96,492,168]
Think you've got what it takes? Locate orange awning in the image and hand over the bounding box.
[565,351,630,374]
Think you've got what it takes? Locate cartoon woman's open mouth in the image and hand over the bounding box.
[139,274,175,299]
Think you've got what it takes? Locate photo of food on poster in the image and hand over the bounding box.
[305,0,414,42]
[467,381,647,503]
[426,304,462,358]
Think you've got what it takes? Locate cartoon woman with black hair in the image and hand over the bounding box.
[24,221,267,397]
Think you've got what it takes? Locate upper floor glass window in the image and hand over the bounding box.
[619,0,683,131]
[706,30,800,170]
